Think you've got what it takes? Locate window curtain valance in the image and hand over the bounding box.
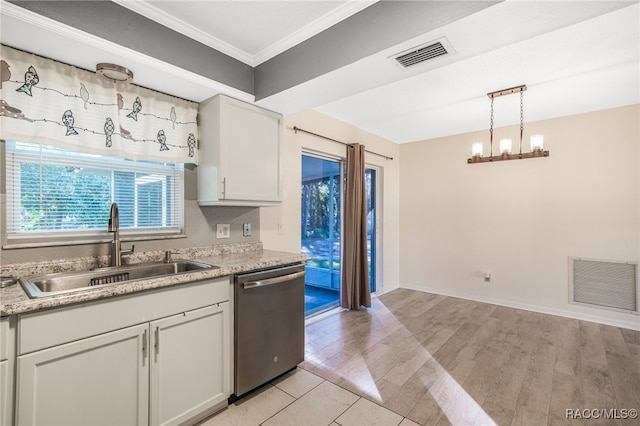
[0,44,198,164]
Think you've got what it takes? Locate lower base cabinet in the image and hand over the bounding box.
[17,324,149,426]
[150,304,230,426]
[0,359,11,426]
[1,316,15,426]
[15,278,231,426]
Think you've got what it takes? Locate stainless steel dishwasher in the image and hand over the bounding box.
[232,263,306,399]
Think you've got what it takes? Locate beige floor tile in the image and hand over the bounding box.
[264,381,359,426]
[398,418,421,426]
[335,397,403,426]
[272,367,325,398]
[200,385,294,426]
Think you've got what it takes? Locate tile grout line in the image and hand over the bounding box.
[257,382,311,426]
[331,396,362,426]
[260,375,336,426]
[271,373,325,400]
[297,365,417,425]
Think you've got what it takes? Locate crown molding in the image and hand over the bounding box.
[252,0,377,65]
[112,0,255,65]
[113,0,377,67]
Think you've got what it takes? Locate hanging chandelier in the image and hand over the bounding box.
[467,84,549,164]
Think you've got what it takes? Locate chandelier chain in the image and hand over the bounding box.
[490,96,494,157]
[519,89,524,155]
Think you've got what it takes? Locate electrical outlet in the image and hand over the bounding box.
[278,222,285,235]
[243,223,251,237]
[216,224,230,239]
[484,272,491,282]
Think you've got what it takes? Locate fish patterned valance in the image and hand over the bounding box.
[0,44,198,164]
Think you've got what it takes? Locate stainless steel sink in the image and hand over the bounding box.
[20,260,216,298]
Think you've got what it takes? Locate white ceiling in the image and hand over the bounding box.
[113,0,376,66]
[312,1,640,142]
[1,0,638,144]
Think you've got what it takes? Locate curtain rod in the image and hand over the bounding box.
[292,126,394,160]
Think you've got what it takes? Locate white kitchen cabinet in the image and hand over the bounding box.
[17,323,149,426]
[150,303,230,426]
[16,277,232,426]
[1,316,15,426]
[198,94,282,206]
[0,360,9,426]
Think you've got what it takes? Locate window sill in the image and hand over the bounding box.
[3,232,186,250]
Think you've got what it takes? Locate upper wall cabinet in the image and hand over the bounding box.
[197,95,282,206]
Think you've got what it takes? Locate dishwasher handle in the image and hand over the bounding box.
[242,270,305,289]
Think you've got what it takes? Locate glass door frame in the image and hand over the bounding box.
[300,150,384,313]
[301,150,345,316]
[365,163,382,296]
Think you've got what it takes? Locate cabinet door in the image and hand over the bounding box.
[219,97,282,202]
[150,303,230,426]
[0,317,13,426]
[0,360,10,426]
[17,323,149,426]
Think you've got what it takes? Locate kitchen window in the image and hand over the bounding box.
[3,141,184,247]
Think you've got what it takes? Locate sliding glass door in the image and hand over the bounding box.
[301,154,342,316]
[301,155,380,316]
[365,167,377,293]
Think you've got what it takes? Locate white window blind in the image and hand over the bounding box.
[5,141,184,246]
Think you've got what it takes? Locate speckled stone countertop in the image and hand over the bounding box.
[1,242,309,317]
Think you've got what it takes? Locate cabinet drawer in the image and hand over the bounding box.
[19,277,229,355]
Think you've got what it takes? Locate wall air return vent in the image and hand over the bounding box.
[393,38,453,68]
[569,257,638,314]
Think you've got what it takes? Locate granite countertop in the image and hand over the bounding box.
[1,242,309,317]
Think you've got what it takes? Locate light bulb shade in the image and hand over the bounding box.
[499,138,512,155]
[96,63,134,83]
[471,142,483,157]
[530,134,544,151]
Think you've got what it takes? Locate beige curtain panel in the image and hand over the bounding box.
[341,143,371,310]
[0,44,198,164]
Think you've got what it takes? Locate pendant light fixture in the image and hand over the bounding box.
[468,84,549,164]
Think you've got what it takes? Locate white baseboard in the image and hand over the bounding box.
[400,283,640,331]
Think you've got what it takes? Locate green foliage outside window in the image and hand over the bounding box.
[19,162,112,231]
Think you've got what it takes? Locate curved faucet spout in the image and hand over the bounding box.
[109,203,121,266]
[108,203,119,233]
[108,202,134,266]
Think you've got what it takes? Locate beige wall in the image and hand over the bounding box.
[399,105,639,329]
[260,109,401,294]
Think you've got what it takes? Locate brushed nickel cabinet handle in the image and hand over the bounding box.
[142,329,147,358]
[155,327,160,355]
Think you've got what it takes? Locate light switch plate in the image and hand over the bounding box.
[217,224,230,239]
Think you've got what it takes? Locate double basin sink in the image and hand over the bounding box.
[20,260,216,299]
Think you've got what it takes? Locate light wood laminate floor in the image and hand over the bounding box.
[301,289,640,426]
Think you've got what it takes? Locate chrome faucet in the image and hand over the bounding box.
[164,250,178,264]
[108,203,134,266]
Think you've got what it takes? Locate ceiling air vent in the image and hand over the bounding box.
[393,38,453,69]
